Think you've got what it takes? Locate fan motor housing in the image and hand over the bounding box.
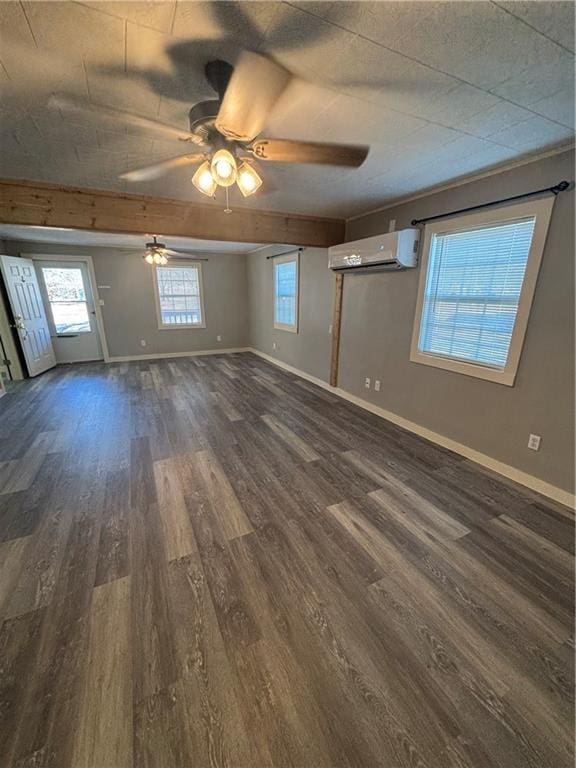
[188,59,234,140]
[188,100,219,135]
[204,59,233,99]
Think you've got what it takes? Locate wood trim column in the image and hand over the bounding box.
[330,273,343,387]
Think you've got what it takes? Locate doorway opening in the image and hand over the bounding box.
[35,260,103,364]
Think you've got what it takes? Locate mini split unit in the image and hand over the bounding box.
[328,229,420,273]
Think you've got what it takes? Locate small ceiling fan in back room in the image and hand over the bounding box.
[142,235,209,265]
[49,51,369,211]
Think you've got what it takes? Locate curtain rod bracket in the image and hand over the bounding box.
[410,180,571,226]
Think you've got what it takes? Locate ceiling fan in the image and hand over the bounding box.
[49,51,369,205]
[143,235,207,265]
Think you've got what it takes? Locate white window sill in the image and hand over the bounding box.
[410,350,516,386]
[158,323,206,331]
[273,323,298,333]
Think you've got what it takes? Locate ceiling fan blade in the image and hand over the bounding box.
[250,139,369,167]
[215,51,291,143]
[165,250,208,260]
[120,154,205,182]
[49,94,203,145]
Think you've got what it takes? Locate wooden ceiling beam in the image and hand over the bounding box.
[0,178,345,248]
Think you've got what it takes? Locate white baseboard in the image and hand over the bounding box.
[107,347,250,363]
[249,348,575,509]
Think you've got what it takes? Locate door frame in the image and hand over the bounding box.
[27,253,110,362]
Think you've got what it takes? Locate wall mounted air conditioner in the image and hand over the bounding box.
[328,229,420,274]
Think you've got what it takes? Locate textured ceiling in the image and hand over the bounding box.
[0,1,574,218]
[0,224,263,252]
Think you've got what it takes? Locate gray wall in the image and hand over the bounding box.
[248,151,575,494]
[247,247,333,383]
[3,241,249,358]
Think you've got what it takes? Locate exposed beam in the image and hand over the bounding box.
[0,178,345,248]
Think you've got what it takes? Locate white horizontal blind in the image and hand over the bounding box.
[274,259,297,327]
[418,216,536,369]
[156,266,202,326]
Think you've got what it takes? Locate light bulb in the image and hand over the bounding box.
[144,252,155,264]
[191,160,217,196]
[199,170,214,190]
[160,255,168,265]
[237,162,263,197]
[153,252,163,265]
[215,158,232,178]
[210,149,237,187]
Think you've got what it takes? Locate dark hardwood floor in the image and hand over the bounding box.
[0,352,573,768]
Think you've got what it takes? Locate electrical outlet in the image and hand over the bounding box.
[272,341,278,350]
[364,377,371,389]
[328,324,333,335]
[374,380,381,392]
[527,434,541,451]
[216,335,222,342]
[388,218,396,233]
[140,339,146,347]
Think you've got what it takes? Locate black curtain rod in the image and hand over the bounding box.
[266,247,304,260]
[411,180,571,226]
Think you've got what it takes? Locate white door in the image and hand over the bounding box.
[35,260,103,364]
[0,255,56,377]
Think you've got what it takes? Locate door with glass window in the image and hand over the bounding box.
[36,260,103,364]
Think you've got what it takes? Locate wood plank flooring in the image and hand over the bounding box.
[0,352,573,768]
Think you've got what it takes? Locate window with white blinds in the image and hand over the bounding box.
[154,264,205,329]
[418,218,536,368]
[410,197,554,386]
[273,252,299,332]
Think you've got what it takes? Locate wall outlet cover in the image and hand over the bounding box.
[374,380,381,392]
[364,377,371,389]
[216,335,222,342]
[527,434,541,451]
[140,339,146,347]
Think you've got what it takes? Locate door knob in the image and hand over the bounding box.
[11,316,28,339]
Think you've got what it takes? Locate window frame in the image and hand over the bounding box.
[39,264,92,336]
[410,196,555,386]
[273,251,299,333]
[153,262,206,330]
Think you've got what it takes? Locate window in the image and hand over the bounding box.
[41,266,90,334]
[274,252,299,332]
[410,197,554,386]
[154,264,205,329]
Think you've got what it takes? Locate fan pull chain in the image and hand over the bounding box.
[224,187,232,214]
